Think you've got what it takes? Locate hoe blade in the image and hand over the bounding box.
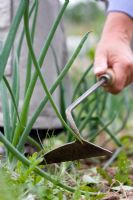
[41,140,112,164]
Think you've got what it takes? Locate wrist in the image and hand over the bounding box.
[101,12,133,44]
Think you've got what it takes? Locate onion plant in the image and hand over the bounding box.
[0,0,95,195]
[0,0,131,195]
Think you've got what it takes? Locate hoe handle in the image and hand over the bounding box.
[66,69,115,140]
[98,69,115,86]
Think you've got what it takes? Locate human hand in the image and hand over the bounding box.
[94,12,133,94]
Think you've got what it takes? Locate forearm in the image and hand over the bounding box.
[94,12,133,94]
[101,12,133,44]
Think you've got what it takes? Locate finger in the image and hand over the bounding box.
[106,63,126,94]
[94,51,108,76]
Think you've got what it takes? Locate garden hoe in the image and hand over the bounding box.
[42,70,114,164]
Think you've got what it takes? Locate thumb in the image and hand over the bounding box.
[93,51,108,76]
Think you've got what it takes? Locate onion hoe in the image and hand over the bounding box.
[42,70,114,164]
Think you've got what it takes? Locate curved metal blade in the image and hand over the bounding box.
[41,140,112,164]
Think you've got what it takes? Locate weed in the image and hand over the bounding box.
[115,152,132,185]
[97,167,112,185]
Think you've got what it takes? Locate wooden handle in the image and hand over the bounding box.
[99,69,115,86]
